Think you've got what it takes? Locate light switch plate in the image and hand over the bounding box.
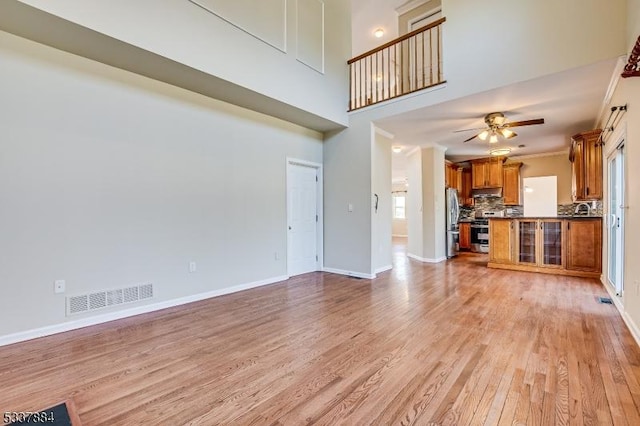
[189,261,197,273]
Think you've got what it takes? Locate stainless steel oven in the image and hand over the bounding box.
[470,210,504,253]
[471,220,489,253]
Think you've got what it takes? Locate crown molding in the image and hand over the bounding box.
[395,0,431,15]
[508,150,569,160]
[595,55,626,128]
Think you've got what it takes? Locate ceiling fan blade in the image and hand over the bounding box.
[453,126,486,133]
[463,133,480,143]
[504,118,545,128]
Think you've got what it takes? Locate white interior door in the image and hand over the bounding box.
[608,144,625,296]
[287,162,319,276]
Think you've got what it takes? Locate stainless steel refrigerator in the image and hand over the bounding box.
[445,188,460,258]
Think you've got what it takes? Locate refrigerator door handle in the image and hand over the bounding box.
[453,193,460,224]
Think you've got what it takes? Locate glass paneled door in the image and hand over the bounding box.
[608,143,625,296]
[517,220,537,264]
[541,220,563,268]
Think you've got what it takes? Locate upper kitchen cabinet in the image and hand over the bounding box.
[445,162,462,193]
[461,167,474,207]
[502,162,523,206]
[471,158,505,189]
[570,129,603,201]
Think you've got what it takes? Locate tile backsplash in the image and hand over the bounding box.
[460,197,602,218]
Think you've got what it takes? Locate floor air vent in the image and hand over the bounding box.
[66,282,154,316]
[598,297,613,304]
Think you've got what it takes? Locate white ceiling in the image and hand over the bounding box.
[385,57,618,182]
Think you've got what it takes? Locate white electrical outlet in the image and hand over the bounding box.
[189,261,197,273]
[54,280,66,294]
[348,203,354,212]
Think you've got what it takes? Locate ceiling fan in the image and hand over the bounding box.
[457,112,545,143]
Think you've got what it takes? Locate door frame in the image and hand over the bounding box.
[606,133,625,296]
[286,157,323,277]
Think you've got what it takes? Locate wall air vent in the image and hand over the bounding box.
[68,295,89,315]
[139,283,154,300]
[66,282,154,316]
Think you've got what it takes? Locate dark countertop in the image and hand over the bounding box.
[488,216,602,220]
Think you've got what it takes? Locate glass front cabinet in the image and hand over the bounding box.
[516,219,564,269]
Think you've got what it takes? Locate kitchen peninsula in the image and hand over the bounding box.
[488,216,601,278]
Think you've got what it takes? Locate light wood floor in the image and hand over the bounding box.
[2,239,640,425]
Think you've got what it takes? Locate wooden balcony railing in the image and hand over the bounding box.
[348,17,446,111]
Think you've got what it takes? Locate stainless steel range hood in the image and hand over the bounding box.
[472,187,503,198]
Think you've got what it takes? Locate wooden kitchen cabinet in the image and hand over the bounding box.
[488,218,600,278]
[566,218,602,273]
[570,129,603,201]
[461,168,474,207]
[516,219,564,269]
[459,222,471,250]
[502,162,522,205]
[471,158,504,189]
[445,162,462,193]
[445,162,453,188]
[489,219,514,264]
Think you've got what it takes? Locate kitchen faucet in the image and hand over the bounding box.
[574,202,591,215]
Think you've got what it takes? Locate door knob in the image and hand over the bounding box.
[288,226,292,230]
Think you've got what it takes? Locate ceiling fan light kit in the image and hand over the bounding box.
[500,128,516,139]
[460,112,544,144]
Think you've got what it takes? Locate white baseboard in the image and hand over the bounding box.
[0,275,289,347]
[392,234,408,237]
[601,277,640,348]
[322,267,375,280]
[407,253,446,263]
[623,312,640,348]
[374,265,392,274]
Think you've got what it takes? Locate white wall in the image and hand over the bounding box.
[10,0,350,127]
[629,0,640,50]
[406,149,424,258]
[421,147,446,261]
[0,31,323,338]
[392,215,408,236]
[442,0,627,101]
[350,0,400,56]
[323,116,373,276]
[372,130,392,272]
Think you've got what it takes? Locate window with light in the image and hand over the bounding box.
[393,195,406,219]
